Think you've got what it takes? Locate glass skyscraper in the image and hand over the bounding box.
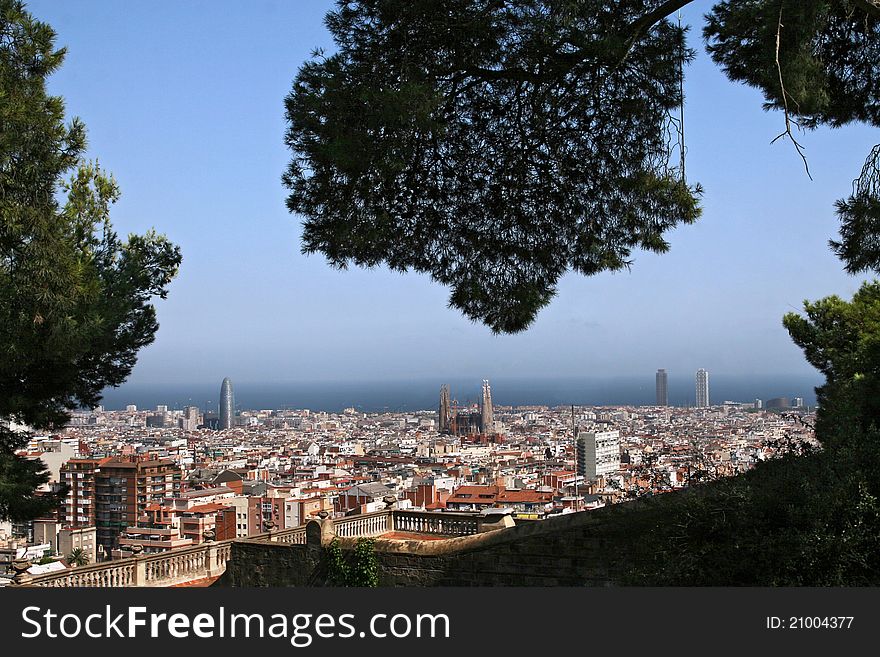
[656,369,668,406]
[220,377,234,429]
[695,369,709,407]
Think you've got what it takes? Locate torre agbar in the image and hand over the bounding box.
[220,377,234,429]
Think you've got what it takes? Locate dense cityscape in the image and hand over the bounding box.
[0,371,815,584]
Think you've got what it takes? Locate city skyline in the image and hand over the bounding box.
[24,0,873,390]
[94,371,816,415]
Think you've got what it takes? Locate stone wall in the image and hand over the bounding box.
[219,498,672,587]
[220,541,324,587]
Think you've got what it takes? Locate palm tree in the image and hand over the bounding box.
[68,548,89,567]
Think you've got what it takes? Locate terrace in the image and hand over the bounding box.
[8,509,512,587]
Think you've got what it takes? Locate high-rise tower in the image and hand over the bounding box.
[220,377,234,429]
[181,405,201,431]
[439,384,451,433]
[695,369,709,407]
[656,369,668,406]
[480,379,494,435]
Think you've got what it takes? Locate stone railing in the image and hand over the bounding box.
[270,525,307,545]
[391,510,480,536]
[334,510,394,538]
[20,539,234,588]
[25,558,138,588]
[12,509,508,587]
[141,542,228,586]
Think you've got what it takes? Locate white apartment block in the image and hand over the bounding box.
[583,430,621,479]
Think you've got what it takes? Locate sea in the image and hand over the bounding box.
[96,374,822,413]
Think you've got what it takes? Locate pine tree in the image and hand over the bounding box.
[783,281,880,448]
[283,0,879,333]
[0,0,181,521]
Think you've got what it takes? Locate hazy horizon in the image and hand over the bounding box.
[96,373,821,414]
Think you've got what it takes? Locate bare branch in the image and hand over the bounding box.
[771,4,812,180]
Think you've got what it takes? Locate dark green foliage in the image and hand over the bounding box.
[324,537,379,587]
[832,194,880,272]
[0,453,59,521]
[622,440,880,585]
[349,537,379,586]
[324,537,350,585]
[285,0,701,333]
[783,281,880,448]
[704,0,880,129]
[832,145,880,273]
[0,0,181,521]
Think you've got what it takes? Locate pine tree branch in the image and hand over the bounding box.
[625,0,696,41]
[462,1,699,84]
[852,0,880,18]
[466,0,876,86]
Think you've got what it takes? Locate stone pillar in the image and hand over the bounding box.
[9,558,33,587]
[130,545,145,586]
[383,496,397,532]
[203,529,219,577]
[263,520,277,542]
[307,511,336,548]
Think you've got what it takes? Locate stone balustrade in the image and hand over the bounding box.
[391,510,481,536]
[29,559,137,588]
[334,510,394,538]
[271,526,308,545]
[23,539,232,588]
[13,509,506,588]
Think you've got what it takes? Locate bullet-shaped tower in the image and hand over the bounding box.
[220,377,234,429]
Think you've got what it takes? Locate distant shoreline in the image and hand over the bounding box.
[97,374,821,414]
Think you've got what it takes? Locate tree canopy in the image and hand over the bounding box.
[0,0,181,521]
[284,0,880,333]
[784,281,880,448]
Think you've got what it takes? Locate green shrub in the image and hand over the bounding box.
[324,537,379,587]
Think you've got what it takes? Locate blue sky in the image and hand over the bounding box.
[27,0,877,386]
